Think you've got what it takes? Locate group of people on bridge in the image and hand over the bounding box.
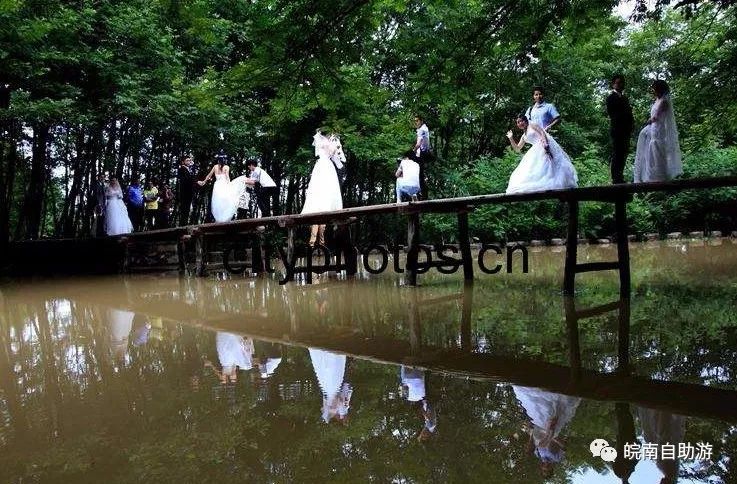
[99,76,682,243]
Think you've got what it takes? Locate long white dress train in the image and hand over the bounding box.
[211,173,248,222]
[634,94,682,183]
[301,155,343,214]
[506,125,578,194]
[105,186,133,235]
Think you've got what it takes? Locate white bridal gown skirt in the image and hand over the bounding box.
[211,175,248,222]
[301,156,343,214]
[633,125,683,183]
[105,198,133,235]
[506,137,578,194]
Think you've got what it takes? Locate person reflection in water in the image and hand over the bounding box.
[512,385,581,477]
[204,332,255,385]
[309,348,352,424]
[131,313,152,347]
[108,308,135,364]
[637,406,685,484]
[253,341,283,380]
[400,366,437,442]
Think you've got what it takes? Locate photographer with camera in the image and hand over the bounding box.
[244,160,278,217]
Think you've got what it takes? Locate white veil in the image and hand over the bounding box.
[329,135,346,170]
[658,93,683,179]
[312,131,331,158]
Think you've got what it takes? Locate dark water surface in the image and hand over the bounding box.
[1,241,736,483]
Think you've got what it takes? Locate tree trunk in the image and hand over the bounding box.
[0,86,18,251]
[18,122,50,240]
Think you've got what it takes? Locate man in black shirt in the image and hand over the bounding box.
[177,156,196,226]
[92,172,107,237]
[606,74,634,184]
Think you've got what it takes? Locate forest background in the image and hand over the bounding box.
[1,0,736,247]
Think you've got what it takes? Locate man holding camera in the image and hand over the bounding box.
[244,160,278,217]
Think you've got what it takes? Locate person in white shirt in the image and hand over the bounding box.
[413,116,431,198]
[525,86,561,131]
[395,151,421,203]
[245,160,278,217]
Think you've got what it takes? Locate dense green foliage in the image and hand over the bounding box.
[1,0,736,244]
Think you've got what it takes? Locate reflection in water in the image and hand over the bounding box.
[1,243,737,482]
[132,313,151,346]
[206,332,254,384]
[513,386,581,477]
[108,308,134,362]
[254,341,282,379]
[400,366,437,441]
[637,407,686,484]
[309,348,352,424]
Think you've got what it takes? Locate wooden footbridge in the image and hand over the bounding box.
[8,176,737,297]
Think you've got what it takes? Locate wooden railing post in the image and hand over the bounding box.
[178,234,190,274]
[563,201,579,296]
[564,296,581,381]
[286,227,295,268]
[460,281,473,351]
[195,232,207,277]
[406,212,420,286]
[408,289,421,354]
[617,297,631,375]
[119,237,130,273]
[457,209,474,282]
[615,197,631,299]
[252,233,265,275]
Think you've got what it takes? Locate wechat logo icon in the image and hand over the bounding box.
[590,438,618,462]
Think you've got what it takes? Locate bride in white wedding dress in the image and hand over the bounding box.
[302,131,345,246]
[633,79,682,183]
[198,159,249,222]
[505,114,578,194]
[104,177,133,235]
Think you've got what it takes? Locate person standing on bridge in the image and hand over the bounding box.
[126,176,144,231]
[302,131,344,247]
[395,151,421,203]
[104,177,133,236]
[525,86,561,132]
[177,156,196,226]
[412,115,432,199]
[505,114,578,194]
[197,151,250,223]
[633,79,682,183]
[606,74,634,184]
[244,160,278,217]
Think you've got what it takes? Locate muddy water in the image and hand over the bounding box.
[1,241,736,483]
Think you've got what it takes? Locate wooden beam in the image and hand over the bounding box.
[575,300,623,319]
[576,261,620,273]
